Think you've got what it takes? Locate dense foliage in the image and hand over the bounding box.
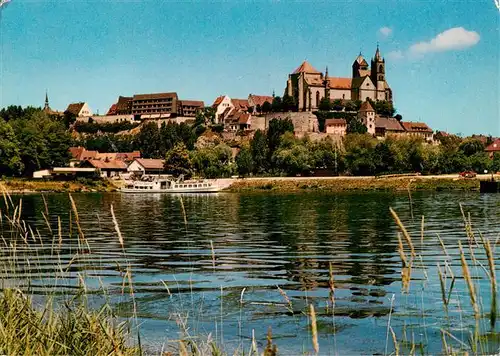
[1,106,497,179]
[73,121,139,134]
[0,108,72,176]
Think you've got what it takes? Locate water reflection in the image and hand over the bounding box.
[2,191,499,354]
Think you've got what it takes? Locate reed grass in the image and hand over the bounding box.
[0,186,497,356]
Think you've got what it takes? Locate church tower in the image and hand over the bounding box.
[323,66,330,101]
[352,53,369,78]
[370,45,387,101]
[44,90,51,112]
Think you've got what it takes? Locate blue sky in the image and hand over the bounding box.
[0,0,498,135]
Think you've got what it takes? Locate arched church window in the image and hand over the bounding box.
[379,65,383,72]
[316,91,320,107]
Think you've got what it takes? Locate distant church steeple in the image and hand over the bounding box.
[44,90,50,111]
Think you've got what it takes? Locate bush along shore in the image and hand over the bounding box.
[0,178,116,193]
[227,176,480,192]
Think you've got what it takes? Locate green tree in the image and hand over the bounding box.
[282,94,296,112]
[267,118,294,160]
[11,111,71,175]
[164,143,192,178]
[261,101,272,113]
[191,144,234,178]
[491,153,500,173]
[235,145,253,177]
[0,119,23,175]
[178,122,197,150]
[331,99,344,111]
[459,138,485,157]
[135,122,161,158]
[160,121,180,154]
[250,129,268,174]
[343,133,377,175]
[271,96,283,112]
[273,144,312,176]
[344,100,357,112]
[467,152,491,173]
[373,141,394,173]
[318,97,332,111]
[346,117,367,134]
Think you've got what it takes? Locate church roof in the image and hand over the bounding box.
[359,101,375,112]
[327,77,352,89]
[293,61,321,74]
[351,76,373,89]
[355,54,369,66]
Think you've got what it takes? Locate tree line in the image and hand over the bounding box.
[0,107,72,176]
[1,105,498,179]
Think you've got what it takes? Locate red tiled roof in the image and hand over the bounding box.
[485,139,500,152]
[80,150,98,160]
[134,158,165,170]
[359,101,375,112]
[226,112,251,125]
[116,151,141,161]
[293,61,321,74]
[66,102,85,116]
[212,96,225,107]
[401,121,433,133]
[376,117,405,131]
[328,77,352,89]
[232,99,249,110]
[69,147,85,160]
[325,118,347,126]
[116,96,132,114]
[86,159,128,170]
[70,147,140,162]
[180,100,204,107]
[249,95,273,107]
[133,92,177,100]
[106,104,117,115]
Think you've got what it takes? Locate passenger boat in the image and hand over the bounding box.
[121,176,221,193]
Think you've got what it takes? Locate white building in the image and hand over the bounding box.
[66,102,93,117]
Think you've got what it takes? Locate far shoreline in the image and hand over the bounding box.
[1,174,497,194]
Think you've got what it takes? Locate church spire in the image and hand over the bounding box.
[375,42,381,60]
[325,66,329,79]
[44,90,50,111]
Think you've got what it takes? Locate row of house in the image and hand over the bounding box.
[34,147,170,179]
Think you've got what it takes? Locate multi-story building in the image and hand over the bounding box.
[179,100,204,117]
[131,92,179,118]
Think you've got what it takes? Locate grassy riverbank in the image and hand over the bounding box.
[228,176,480,192]
[0,178,117,193]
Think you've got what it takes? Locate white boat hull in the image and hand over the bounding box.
[120,186,222,193]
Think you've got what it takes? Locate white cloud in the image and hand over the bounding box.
[409,27,480,54]
[379,27,392,38]
[387,50,404,60]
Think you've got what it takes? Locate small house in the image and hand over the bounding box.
[127,158,166,175]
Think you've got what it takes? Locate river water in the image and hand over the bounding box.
[3,191,500,355]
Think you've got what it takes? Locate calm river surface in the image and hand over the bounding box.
[3,191,500,355]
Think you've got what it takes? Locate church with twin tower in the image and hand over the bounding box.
[285,45,392,112]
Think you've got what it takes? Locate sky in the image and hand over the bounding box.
[0,0,499,136]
